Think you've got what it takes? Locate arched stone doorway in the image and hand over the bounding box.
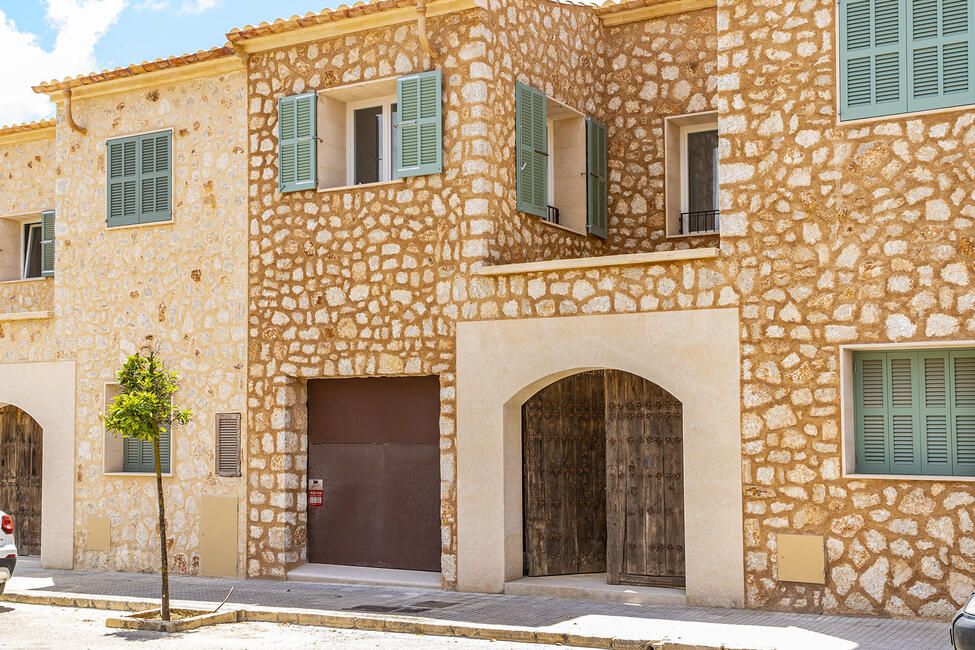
[522,369,684,587]
[0,405,42,556]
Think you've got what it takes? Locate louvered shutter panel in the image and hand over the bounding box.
[855,352,891,473]
[397,70,443,178]
[908,0,975,110]
[840,0,909,120]
[278,93,317,192]
[107,137,139,226]
[123,437,143,472]
[158,426,171,474]
[585,117,608,239]
[951,352,975,475]
[919,352,953,474]
[138,132,171,223]
[887,352,922,473]
[40,210,54,277]
[215,412,241,477]
[515,82,548,217]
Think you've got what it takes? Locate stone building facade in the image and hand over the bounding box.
[0,50,250,576]
[1,0,973,621]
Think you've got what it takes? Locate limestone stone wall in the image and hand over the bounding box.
[718,0,975,617]
[0,133,56,217]
[244,11,495,581]
[52,69,249,575]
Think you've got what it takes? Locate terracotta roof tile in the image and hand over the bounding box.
[0,118,56,139]
[32,45,236,95]
[226,1,420,42]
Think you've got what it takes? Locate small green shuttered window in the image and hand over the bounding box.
[585,117,608,239]
[397,70,442,178]
[515,82,548,218]
[840,0,975,120]
[122,429,171,474]
[40,210,54,277]
[278,93,318,193]
[854,349,975,475]
[106,131,172,226]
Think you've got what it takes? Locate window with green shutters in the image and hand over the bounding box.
[585,117,608,239]
[106,131,172,226]
[278,93,318,193]
[396,70,442,178]
[122,429,171,474]
[40,210,54,277]
[840,0,975,120]
[854,348,975,475]
[515,82,548,218]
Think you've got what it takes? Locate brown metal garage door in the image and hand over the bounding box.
[307,376,441,572]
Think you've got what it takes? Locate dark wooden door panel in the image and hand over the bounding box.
[605,371,684,587]
[0,406,42,556]
[307,377,441,572]
[523,371,606,576]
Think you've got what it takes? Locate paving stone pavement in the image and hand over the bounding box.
[6,558,953,650]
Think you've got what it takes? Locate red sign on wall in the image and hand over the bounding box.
[309,479,324,507]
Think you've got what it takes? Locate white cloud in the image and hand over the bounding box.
[0,0,127,126]
[178,0,218,14]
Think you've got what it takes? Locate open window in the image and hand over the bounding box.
[0,210,54,281]
[279,71,443,193]
[103,382,172,474]
[665,111,719,237]
[515,83,607,238]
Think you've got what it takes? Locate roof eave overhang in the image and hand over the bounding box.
[596,0,717,26]
[228,0,479,54]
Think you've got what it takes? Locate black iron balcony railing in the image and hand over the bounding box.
[544,205,560,225]
[679,210,719,235]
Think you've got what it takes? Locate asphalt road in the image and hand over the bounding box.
[0,602,567,649]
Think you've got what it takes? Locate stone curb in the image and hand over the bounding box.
[0,590,740,650]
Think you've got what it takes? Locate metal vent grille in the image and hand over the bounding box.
[215,412,241,477]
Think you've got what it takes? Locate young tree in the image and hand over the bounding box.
[103,348,192,621]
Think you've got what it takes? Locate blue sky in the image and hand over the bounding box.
[0,0,343,126]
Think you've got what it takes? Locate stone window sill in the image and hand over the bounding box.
[538,218,587,237]
[474,247,720,276]
[318,179,404,194]
[104,472,174,478]
[843,472,975,483]
[0,277,51,286]
[0,310,52,321]
[106,218,174,231]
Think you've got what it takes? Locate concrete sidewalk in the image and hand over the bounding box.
[3,558,951,650]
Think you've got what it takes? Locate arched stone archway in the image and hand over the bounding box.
[521,369,686,588]
[0,361,75,569]
[456,308,743,607]
[0,405,43,555]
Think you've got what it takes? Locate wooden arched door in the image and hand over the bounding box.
[0,406,42,556]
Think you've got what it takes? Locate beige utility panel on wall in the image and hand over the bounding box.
[200,495,238,577]
[776,533,825,584]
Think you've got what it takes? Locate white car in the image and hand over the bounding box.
[0,511,15,595]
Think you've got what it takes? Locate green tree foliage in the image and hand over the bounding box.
[103,348,192,621]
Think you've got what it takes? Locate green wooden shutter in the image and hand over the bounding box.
[920,351,953,474]
[138,132,172,223]
[907,0,975,111]
[951,351,975,475]
[515,82,547,217]
[585,117,608,239]
[107,136,139,226]
[887,352,922,473]
[158,426,171,474]
[122,432,170,473]
[855,352,891,473]
[397,70,442,178]
[840,0,909,120]
[123,437,143,472]
[40,210,54,277]
[278,93,317,193]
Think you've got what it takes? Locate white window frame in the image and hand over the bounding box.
[21,221,41,280]
[679,121,720,236]
[345,95,398,186]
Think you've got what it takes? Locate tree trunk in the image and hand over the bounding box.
[153,430,170,621]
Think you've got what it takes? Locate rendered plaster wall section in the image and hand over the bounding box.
[53,70,249,575]
[245,11,496,582]
[718,0,975,617]
[482,2,719,266]
[456,309,744,607]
